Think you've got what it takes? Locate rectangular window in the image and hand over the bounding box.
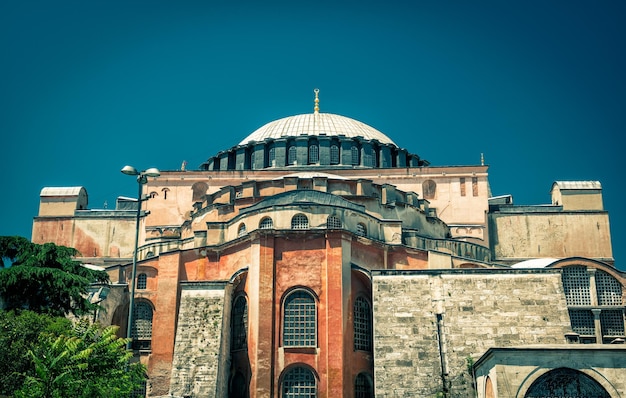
[460,178,466,196]
[472,177,478,196]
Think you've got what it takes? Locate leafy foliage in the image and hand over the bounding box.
[0,310,72,395]
[0,236,109,316]
[14,321,146,398]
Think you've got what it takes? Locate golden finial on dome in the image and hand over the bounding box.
[314,88,320,114]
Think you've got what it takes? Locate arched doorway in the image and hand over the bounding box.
[525,368,610,398]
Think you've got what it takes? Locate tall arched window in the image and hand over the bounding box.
[354,296,373,351]
[238,223,247,237]
[137,273,147,290]
[327,215,342,229]
[355,373,374,398]
[259,217,274,229]
[283,290,316,347]
[330,145,339,164]
[268,146,276,167]
[132,301,153,350]
[231,295,248,351]
[351,145,360,166]
[291,214,309,230]
[288,146,297,165]
[308,143,319,164]
[282,366,316,398]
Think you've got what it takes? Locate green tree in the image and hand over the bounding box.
[15,321,146,398]
[0,236,109,316]
[0,310,72,395]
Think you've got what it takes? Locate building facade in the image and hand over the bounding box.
[32,92,625,397]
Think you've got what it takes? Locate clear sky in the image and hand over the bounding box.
[1,1,624,269]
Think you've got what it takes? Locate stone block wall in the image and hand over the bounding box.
[169,281,230,398]
[372,269,571,398]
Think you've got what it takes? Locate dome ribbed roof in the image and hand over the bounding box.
[238,113,396,146]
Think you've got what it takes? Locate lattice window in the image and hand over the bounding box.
[596,270,623,306]
[283,291,316,347]
[288,146,297,165]
[137,273,147,290]
[354,297,372,352]
[525,368,610,398]
[282,367,316,398]
[308,144,319,164]
[291,214,309,230]
[231,295,248,351]
[327,215,342,229]
[330,145,339,164]
[562,266,591,306]
[268,146,276,167]
[132,301,153,340]
[600,310,625,336]
[356,223,367,237]
[351,145,359,166]
[259,217,274,229]
[355,373,374,398]
[238,223,247,237]
[371,147,377,167]
[569,309,595,335]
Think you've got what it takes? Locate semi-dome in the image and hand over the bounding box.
[239,113,396,146]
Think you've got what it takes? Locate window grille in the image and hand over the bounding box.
[291,214,309,230]
[238,223,247,237]
[596,270,623,306]
[354,297,372,351]
[355,373,374,398]
[288,146,297,165]
[132,302,153,340]
[259,217,274,229]
[371,148,377,167]
[268,147,276,166]
[283,291,316,347]
[137,273,147,290]
[356,223,367,237]
[282,367,316,398]
[351,145,359,166]
[308,144,319,164]
[231,296,248,351]
[600,310,625,336]
[130,380,147,398]
[327,216,342,229]
[330,145,339,164]
[568,309,595,335]
[562,266,591,306]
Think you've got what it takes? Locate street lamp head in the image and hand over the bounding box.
[144,168,161,177]
[121,165,139,176]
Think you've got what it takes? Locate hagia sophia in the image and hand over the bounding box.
[32,90,625,397]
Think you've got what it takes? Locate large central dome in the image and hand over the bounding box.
[239,113,396,146]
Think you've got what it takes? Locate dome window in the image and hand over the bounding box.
[259,217,274,229]
[308,144,319,164]
[288,146,297,165]
[291,214,309,230]
[330,144,340,165]
[351,145,360,166]
[237,223,247,237]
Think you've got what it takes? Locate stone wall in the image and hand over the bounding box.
[372,269,571,398]
[169,281,230,398]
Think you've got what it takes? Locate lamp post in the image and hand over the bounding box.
[121,165,160,350]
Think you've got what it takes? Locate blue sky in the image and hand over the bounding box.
[1,1,624,269]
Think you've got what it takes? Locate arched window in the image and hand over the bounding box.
[354,296,372,351]
[330,145,339,164]
[268,146,276,167]
[422,180,436,199]
[291,214,309,230]
[308,144,319,164]
[259,217,274,229]
[327,215,342,229]
[137,273,147,290]
[524,368,610,398]
[283,290,316,347]
[562,266,591,306]
[356,223,367,237]
[161,187,169,200]
[282,366,316,398]
[351,145,360,166]
[288,146,297,165]
[355,373,374,398]
[596,270,622,305]
[238,223,247,237]
[132,301,153,350]
[231,295,248,351]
